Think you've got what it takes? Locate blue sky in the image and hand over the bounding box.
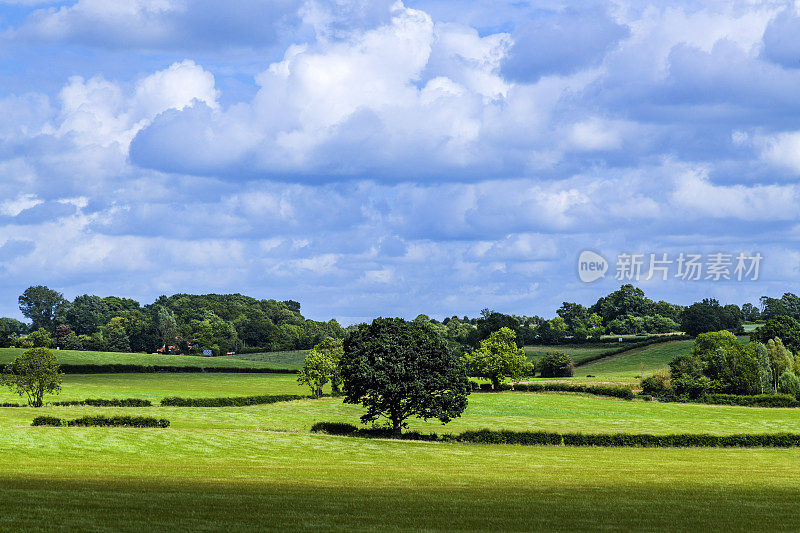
[0,0,798,323]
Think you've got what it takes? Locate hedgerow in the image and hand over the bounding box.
[573,335,692,367]
[310,422,800,448]
[59,364,297,374]
[655,393,800,408]
[51,398,152,407]
[32,415,169,427]
[160,394,307,407]
[469,381,635,400]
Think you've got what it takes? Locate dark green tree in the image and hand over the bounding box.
[64,295,109,335]
[340,318,470,436]
[18,285,68,333]
[751,316,800,353]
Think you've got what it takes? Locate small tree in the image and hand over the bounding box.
[463,327,527,389]
[22,328,54,348]
[340,318,470,436]
[538,350,574,378]
[1,347,62,406]
[298,337,343,397]
[766,338,794,392]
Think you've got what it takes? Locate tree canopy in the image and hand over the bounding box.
[1,347,62,407]
[339,318,470,436]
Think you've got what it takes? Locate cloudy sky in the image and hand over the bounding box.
[0,0,798,323]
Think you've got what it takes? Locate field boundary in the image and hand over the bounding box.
[311,423,800,448]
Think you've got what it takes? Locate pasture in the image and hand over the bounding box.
[3,343,800,531]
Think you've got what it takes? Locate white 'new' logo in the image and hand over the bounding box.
[578,250,607,283]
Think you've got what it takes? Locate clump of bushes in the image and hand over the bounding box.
[640,370,671,396]
[537,351,574,378]
[32,415,169,427]
[52,398,152,407]
[160,394,307,407]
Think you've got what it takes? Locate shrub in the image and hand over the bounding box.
[31,415,65,426]
[778,371,800,399]
[310,422,358,435]
[640,370,671,396]
[32,415,169,427]
[52,398,152,407]
[538,351,574,378]
[160,394,306,407]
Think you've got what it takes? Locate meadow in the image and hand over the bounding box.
[0,347,292,369]
[2,341,799,531]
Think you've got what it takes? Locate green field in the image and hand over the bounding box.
[229,349,308,369]
[0,347,295,369]
[4,338,800,531]
[0,373,308,403]
[2,386,800,531]
[524,343,614,364]
[574,340,694,378]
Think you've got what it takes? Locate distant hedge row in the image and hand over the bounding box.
[470,381,635,400]
[51,398,152,407]
[59,364,297,374]
[160,393,307,407]
[32,415,169,428]
[310,423,800,448]
[654,393,800,408]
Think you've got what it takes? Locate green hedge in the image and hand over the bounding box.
[310,422,800,448]
[470,381,635,400]
[59,364,296,374]
[52,398,152,407]
[160,394,307,407]
[653,393,800,408]
[0,402,21,407]
[32,415,169,427]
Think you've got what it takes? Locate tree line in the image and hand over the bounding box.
[4,286,343,354]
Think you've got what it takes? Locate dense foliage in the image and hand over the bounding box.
[679,299,743,336]
[1,347,62,406]
[537,351,574,378]
[7,286,344,355]
[298,336,343,397]
[462,327,529,388]
[160,394,307,407]
[340,317,471,436]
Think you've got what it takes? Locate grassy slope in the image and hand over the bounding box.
[573,340,694,378]
[229,349,308,369]
[2,415,800,531]
[524,343,612,364]
[0,347,294,369]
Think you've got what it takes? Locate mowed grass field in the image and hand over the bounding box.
[3,384,800,531]
[0,347,295,369]
[525,343,613,364]
[3,340,800,530]
[229,349,308,369]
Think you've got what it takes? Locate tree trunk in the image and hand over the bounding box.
[492,377,500,391]
[392,416,402,437]
[315,386,322,398]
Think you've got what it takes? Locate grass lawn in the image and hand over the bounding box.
[0,347,294,369]
[229,349,308,369]
[1,421,799,531]
[574,340,694,379]
[524,343,613,364]
[0,372,308,403]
